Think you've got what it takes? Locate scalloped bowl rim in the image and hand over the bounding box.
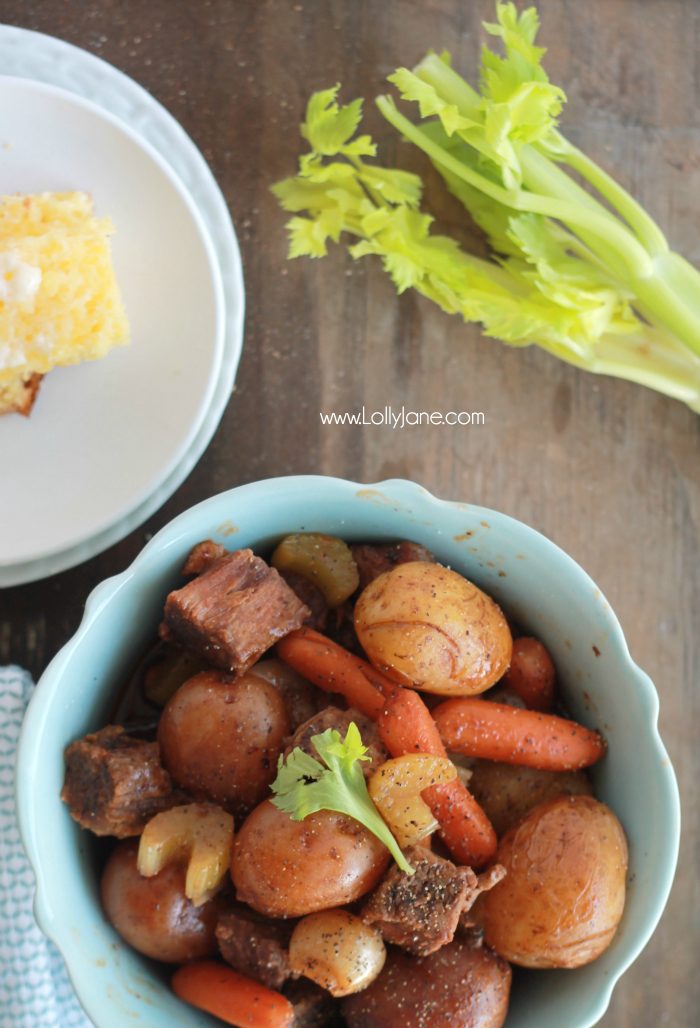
[16,476,680,1028]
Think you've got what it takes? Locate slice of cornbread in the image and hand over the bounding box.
[0,192,130,416]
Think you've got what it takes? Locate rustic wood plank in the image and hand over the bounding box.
[0,1,698,1024]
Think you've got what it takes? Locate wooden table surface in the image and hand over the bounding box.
[1,1,698,1025]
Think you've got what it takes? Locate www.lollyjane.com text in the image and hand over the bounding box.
[319,406,486,428]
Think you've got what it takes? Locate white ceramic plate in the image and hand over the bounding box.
[0,29,244,587]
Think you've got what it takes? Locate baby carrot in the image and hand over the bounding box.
[277,627,395,719]
[377,688,497,867]
[433,698,607,771]
[376,685,445,755]
[423,777,497,868]
[503,636,556,711]
[172,961,294,1028]
[277,630,498,865]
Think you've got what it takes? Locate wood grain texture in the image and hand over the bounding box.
[0,1,698,1024]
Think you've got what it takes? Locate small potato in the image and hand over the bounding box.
[468,760,592,838]
[503,636,556,711]
[232,800,390,917]
[246,658,320,730]
[479,795,628,968]
[101,840,220,963]
[354,562,512,696]
[289,909,386,996]
[158,671,290,816]
[341,938,511,1028]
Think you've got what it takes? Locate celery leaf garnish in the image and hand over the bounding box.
[270,722,414,875]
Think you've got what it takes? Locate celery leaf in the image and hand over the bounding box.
[271,722,414,875]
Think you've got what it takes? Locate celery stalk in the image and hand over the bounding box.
[387,30,700,359]
[272,3,700,410]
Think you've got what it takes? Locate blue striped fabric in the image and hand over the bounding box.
[0,667,93,1028]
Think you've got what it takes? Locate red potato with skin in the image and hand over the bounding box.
[468,760,593,837]
[354,562,512,695]
[478,795,628,968]
[232,800,391,918]
[158,671,290,816]
[341,937,511,1028]
[101,840,220,962]
[503,636,556,711]
[245,658,321,730]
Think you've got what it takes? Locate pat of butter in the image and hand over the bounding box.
[0,250,42,303]
[0,343,25,370]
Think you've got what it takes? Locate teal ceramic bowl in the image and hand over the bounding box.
[17,476,680,1027]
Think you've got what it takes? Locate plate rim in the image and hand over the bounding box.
[0,24,245,587]
[0,72,226,567]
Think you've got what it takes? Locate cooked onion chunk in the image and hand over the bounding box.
[289,909,386,996]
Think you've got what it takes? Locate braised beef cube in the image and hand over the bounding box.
[216,906,293,989]
[183,539,227,576]
[61,725,176,837]
[361,847,475,956]
[279,569,328,632]
[283,978,338,1027]
[162,549,310,673]
[352,541,435,591]
[458,865,507,931]
[285,706,388,779]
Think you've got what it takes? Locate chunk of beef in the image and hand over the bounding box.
[361,846,478,956]
[352,541,436,591]
[216,905,293,989]
[183,539,227,576]
[285,706,388,779]
[162,549,310,674]
[283,979,338,1027]
[279,569,328,632]
[458,865,507,931]
[61,725,177,837]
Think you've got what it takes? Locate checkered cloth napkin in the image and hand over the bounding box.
[0,666,93,1028]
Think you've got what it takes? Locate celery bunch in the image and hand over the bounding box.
[273,2,700,410]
